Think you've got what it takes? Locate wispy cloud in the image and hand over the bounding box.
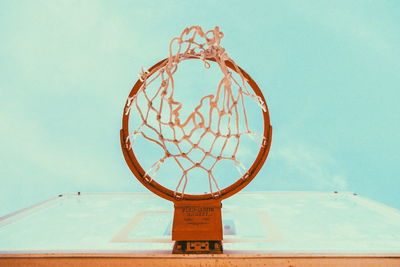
[273,141,348,190]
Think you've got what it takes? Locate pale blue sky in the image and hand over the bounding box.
[1,0,399,216]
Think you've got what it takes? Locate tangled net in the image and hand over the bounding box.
[124,26,266,198]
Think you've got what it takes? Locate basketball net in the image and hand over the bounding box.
[124,26,266,199]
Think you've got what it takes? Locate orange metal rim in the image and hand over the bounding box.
[121,56,272,201]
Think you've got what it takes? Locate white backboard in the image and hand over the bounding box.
[1,191,400,256]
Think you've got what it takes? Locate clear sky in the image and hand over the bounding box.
[1,0,400,216]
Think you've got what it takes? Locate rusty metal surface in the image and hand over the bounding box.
[1,255,400,267]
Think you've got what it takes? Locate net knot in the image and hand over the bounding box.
[139,67,149,82]
[212,192,221,199]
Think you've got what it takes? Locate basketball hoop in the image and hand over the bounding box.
[120,26,272,253]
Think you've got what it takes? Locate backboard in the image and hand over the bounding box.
[1,192,400,266]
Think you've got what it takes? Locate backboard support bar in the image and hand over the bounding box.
[172,200,223,254]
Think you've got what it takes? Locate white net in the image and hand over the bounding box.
[124,26,266,198]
